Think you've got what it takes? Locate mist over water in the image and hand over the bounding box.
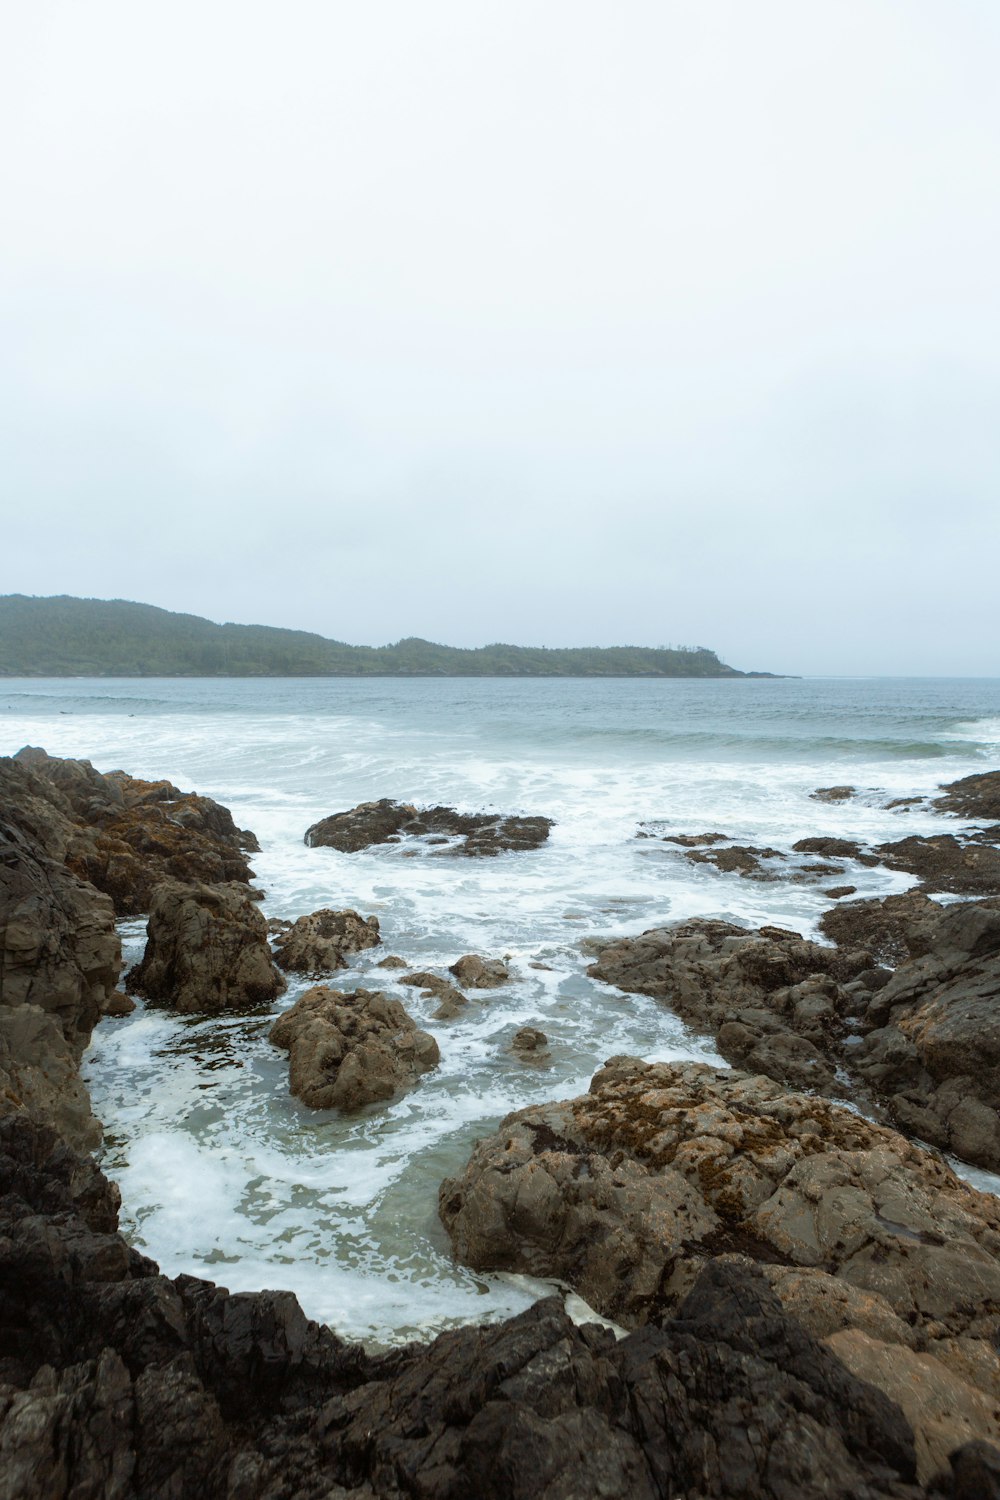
[4,675,999,1343]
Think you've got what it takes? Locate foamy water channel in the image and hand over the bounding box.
[4,675,1000,1343]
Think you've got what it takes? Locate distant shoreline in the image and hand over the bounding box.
[0,594,779,678]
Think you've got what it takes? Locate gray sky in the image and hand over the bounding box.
[3,1,999,676]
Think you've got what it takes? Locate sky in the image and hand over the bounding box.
[2,1,999,676]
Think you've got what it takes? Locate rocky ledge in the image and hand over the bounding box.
[304,798,553,856]
[588,898,1000,1168]
[440,1056,1000,1487]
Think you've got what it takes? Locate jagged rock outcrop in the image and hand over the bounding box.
[304,799,553,857]
[1,1111,970,1500]
[874,834,1000,897]
[7,746,259,916]
[588,918,875,1096]
[934,770,1000,821]
[125,880,285,1013]
[269,987,439,1110]
[588,903,1000,1168]
[439,1057,1000,1485]
[272,908,381,976]
[850,902,1000,1166]
[0,784,121,1150]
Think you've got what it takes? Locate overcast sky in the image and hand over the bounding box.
[2,2,998,675]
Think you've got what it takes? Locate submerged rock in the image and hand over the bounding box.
[272,908,381,975]
[125,880,285,1013]
[304,798,553,856]
[811,785,857,802]
[269,986,439,1109]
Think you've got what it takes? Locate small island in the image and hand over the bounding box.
[0,595,777,679]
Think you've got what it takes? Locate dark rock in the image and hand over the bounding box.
[793,835,879,863]
[269,987,439,1110]
[825,885,858,899]
[934,770,1000,822]
[125,880,286,1013]
[304,799,553,857]
[811,785,857,802]
[820,891,946,966]
[511,1026,548,1053]
[685,843,786,878]
[272,909,381,976]
[874,834,1000,896]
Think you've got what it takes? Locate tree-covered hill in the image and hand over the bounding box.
[0,596,763,677]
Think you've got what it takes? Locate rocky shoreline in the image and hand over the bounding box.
[3,746,1000,1496]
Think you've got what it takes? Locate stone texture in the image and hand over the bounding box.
[449,953,510,988]
[0,1112,945,1500]
[9,747,259,916]
[304,798,553,857]
[934,770,1000,822]
[440,1056,1000,1471]
[125,880,285,1013]
[272,908,381,976]
[269,987,439,1110]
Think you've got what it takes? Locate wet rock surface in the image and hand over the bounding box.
[10,746,259,915]
[269,987,440,1109]
[272,908,381,975]
[449,953,510,988]
[125,880,286,1014]
[440,1056,1000,1486]
[3,1111,967,1500]
[934,770,1000,821]
[304,798,553,856]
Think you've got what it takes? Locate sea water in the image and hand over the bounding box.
[3,675,999,1344]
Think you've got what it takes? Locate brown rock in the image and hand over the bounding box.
[125,881,285,1014]
[269,987,439,1109]
[934,769,1000,822]
[875,834,1000,897]
[511,1027,548,1053]
[304,799,552,857]
[449,954,510,988]
[272,908,380,976]
[811,785,857,802]
[820,890,945,966]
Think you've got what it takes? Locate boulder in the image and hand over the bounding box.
[811,785,857,802]
[511,1026,548,1055]
[440,1057,1000,1474]
[125,881,285,1014]
[269,987,439,1109]
[820,890,947,967]
[449,953,510,988]
[272,908,381,975]
[304,799,553,857]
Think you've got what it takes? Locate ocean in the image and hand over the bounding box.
[3,674,999,1345]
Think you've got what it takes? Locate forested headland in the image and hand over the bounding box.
[0,595,770,678]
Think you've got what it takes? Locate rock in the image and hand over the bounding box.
[449,953,510,988]
[272,908,380,975]
[7,748,259,916]
[825,885,858,898]
[0,1111,938,1500]
[793,836,876,861]
[0,1005,102,1151]
[934,770,1000,822]
[588,918,871,1097]
[511,1026,548,1053]
[850,902,1000,1167]
[874,834,1000,896]
[811,785,857,802]
[431,986,469,1020]
[820,891,946,967]
[269,987,439,1109]
[304,799,553,857]
[643,829,728,846]
[685,843,786,878]
[125,881,285,1014]
[827,1329,1000,1486]
[376,954,408,970]
[440,1057,1000,1473]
